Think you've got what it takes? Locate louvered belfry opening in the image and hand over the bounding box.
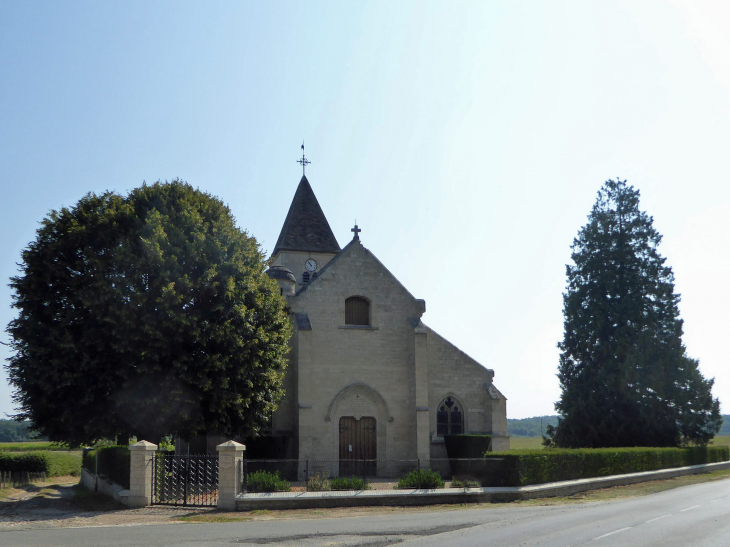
[345,296,370,326]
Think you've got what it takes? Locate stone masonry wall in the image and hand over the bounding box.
[288,240,426,464]
[425,328,505,437]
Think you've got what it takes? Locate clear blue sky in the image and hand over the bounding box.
[1,0,729,420]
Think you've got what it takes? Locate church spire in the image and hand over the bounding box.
[273,175,341,256]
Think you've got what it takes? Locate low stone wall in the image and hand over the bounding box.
[234,460,730,510]
[80,467,132,505]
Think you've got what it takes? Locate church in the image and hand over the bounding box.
[261,172,509,473]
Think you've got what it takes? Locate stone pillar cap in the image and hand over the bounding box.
[216,440,246,451]
[128,440,158,451]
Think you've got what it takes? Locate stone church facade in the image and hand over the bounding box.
[261,175,509,472]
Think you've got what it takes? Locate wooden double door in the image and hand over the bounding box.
[339,416,377,477]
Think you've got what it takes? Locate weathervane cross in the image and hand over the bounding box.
[297,142,311,176]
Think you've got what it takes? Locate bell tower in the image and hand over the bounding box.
[270,174,341,288]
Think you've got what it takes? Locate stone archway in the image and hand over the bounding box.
[326,383,390,475]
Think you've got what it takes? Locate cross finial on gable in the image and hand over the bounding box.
[351,223,361,240]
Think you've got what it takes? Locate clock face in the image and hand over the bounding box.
[305,259,317,272]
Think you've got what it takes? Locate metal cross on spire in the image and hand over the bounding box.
[297,142,311,176]
[351,222,361,240]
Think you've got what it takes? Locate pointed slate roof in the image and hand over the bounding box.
[273,176,341,256]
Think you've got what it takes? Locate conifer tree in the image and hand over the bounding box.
[5,181,291,446]
[547,179,720,448]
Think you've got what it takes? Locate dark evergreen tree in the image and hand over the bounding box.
[5,181,291,447]
[547,179,720,448]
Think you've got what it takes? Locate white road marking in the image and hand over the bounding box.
[594,527,633,540]
[680,505,701,512]
[645,514,671,523]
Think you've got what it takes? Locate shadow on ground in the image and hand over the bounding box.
[0,482,127,525]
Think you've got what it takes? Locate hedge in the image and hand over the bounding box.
[480,446,730,486]
[444,435,492,458]
[83,446,130,489]
[0,450,82,476]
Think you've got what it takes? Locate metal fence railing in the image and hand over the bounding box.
[237,457,509,493]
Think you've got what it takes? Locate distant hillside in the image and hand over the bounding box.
[508,415,730,438]
[507,415,559,438]
[0,419,41,442]
[721,415,730,436]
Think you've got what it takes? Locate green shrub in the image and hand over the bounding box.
[246,470,291,492]
[307,471,331,491]
[484,445,730,486]
[83,446,130,488]
[444,435,492,458]
[450,479,480,488]
[0,450,82,476]
[398,469,444,489]
[330,476,370,490]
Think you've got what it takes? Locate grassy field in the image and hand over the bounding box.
[509,436,544,450]
[0,441,70,452]
[710,435,730,447]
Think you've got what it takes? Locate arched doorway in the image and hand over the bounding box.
[338,416,377,476]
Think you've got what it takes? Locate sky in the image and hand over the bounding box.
[1,0,729,420]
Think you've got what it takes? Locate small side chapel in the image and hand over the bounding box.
[263,173,509,469]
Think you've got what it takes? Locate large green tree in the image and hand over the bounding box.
[5,181,291,446]
[547,179,720,448]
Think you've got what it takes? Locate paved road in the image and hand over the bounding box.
[2,478,729,546]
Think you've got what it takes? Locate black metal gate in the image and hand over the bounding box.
[152,453,219,507]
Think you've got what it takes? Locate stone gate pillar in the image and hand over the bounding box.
[126,440,158,507]
[217,440,246,510]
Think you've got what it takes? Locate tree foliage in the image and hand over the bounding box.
[6,180,292,447]
[547,179,720,448]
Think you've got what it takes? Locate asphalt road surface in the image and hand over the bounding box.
[2,478,729,546]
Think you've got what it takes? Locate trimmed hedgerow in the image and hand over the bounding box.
[397,468,444,489]
[83,446,130,489]
[0,450,82,476]
[483,446,730,486]
[330,476,370,490]
[444,435,492,458]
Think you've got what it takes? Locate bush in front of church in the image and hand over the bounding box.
[330,476,370,490]
[246,470,291,492]
[307,471,331,491]
[397,468,444,489]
